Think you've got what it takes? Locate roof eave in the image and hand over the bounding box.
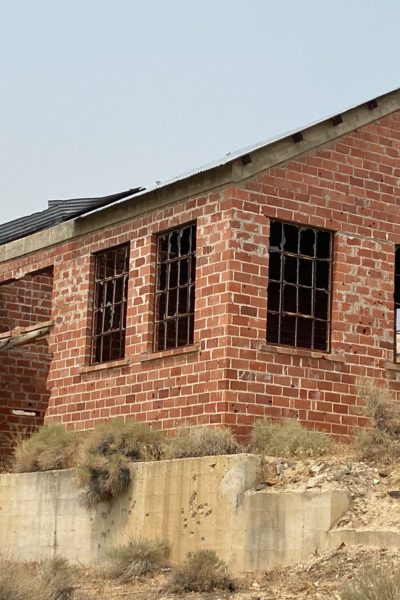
[1,86,400,265]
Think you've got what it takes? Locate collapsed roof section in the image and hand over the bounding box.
[0,188,144,246]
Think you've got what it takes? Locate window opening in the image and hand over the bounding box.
[395,247,400,361]
[267,220,332,351]
[155,222,196,351]
[92,244,129,364]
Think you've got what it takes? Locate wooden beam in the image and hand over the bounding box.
[0,325,51,351]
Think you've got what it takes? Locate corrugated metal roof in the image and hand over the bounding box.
[0,188,144,246]
[80,85,399,220]
[1,84,399,246]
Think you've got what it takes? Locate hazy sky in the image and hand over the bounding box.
[1,0,399,224]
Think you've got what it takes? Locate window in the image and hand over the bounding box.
[266,220,332,351]
[92,244,129,364]
[395,247,400,361]
[155,222,196,351]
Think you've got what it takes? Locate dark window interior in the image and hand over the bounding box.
[155,222,196,351]
[395,247,400,361]
[92,244,129,364]
[267,220,332,351]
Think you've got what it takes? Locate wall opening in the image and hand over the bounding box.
[0,267,53,459]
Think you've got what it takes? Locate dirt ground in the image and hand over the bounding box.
[259,451,400,530]
[73,547,400,599]
[73,452,400,599]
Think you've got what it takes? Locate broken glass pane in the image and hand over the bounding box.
[268,252,281,281]
[283,284,297,313]
[269,220,283,250]
[316,231,331,259]
[299,258,313,287]
[267,281,280,312]
[281,315,296,345]
[300,228,315,257]
[266,312,279,344]
[297,317,313,348]
[283,224,299,253]
[283,255,297,284]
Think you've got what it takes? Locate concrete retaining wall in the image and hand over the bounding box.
[0,454,350,571]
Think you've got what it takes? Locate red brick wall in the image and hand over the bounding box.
[0,273,53,454]
[224,111,400,438]
[1,111,400,442]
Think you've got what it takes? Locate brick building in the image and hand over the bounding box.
[2,87,400,451]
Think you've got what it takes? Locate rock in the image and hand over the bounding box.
[254,483,267,491]
[379,469,391,478]
[309,464,323,476]
[388,490,400,498]
[266,478,279,486]
[276,460,288,475]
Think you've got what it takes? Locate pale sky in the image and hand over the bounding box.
[1,0,399,224]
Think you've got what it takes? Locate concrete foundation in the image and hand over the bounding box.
[0,454,351,571]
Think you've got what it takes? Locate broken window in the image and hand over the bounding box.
[154,222,196,351]
[92,244,129,364]
[395,247,400,361]
[267,220,332,351]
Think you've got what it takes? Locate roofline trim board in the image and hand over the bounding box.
[1,87,400,264]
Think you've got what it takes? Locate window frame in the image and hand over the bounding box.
[91,243,130,365]
[154,221,196,352]
[266,219,334,352]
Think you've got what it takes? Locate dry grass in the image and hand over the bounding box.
[356,378,399,426]
[107,538,170,581]
[168,549,235,593]
[13,425,78,473]
[77,419,164,508]
[165,427,240,459]
[77,454,131,508]
[354,378,400,464]
[353,427,400,463]
[249,418,332,457]
[80,419,164,462]
[0,557,74,600]
[340,565,400,600]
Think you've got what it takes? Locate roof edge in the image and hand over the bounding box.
[1,87,400,264]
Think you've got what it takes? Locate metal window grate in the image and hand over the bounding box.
[266,220,332,351]
[92,244,129,364]
[155,222,196,351]
[395,247,400,361]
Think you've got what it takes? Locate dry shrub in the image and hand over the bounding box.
[77,419,164,507]
[354,378,400,463]
[166,427,240,459]
[249,418,332,457]
[37,557,74,600]
[168,549,235,593]
[354,428,400,463]
[340,565,400,600]
[0,455,12,474]
[356,378,398,426]
[107,538,170,581]
[77,454,131,508]
[0,557,74,600]
[13,425,77,473]
[80,419,164,462]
